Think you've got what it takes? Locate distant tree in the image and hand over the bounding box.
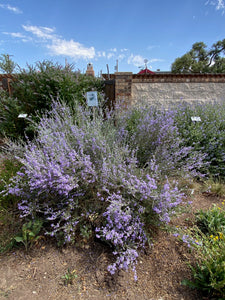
[0,54,17,74]
[171,39,225,73]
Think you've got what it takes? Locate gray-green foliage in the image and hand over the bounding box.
[0,54,17,74]
[175,102,225,177]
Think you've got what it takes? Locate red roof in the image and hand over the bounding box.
[138,68,155,74]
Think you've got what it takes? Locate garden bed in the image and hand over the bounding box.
[0,193,219,300]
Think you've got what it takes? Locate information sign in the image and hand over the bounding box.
[18,114,28,118]
[191,116,201,122]
[86,91,98,107]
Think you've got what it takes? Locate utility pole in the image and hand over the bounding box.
[7,54,14,96]
[114,60,118,72]
[106,64,110,79]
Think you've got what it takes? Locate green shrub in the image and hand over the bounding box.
[13,61,104,110]
[175,102,225,177]
[0,157,22,208]
[0,95,31,139]
[195,203,225,235]
[0,208,21,253]
[1,60,104,140]
[182,231,225,298]
[177,203,225,298]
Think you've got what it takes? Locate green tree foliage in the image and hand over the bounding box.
[171,39,225,73]
[0,94,28,139]
[0,60,104,140]
[0,54,17,74]
[12,60,103,114]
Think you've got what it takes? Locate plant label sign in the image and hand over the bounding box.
[191,116,201,122]
[18,113,28,118]
[86,91,98,107]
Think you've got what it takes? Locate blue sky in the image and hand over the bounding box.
[0,0,225,75]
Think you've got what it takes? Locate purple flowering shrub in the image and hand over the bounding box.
[95,192,146,279]
[174,102,225,177]
[4,100,189,278]
[95,174,184,278]
[116,103,206,178]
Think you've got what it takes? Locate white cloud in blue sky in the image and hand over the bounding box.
[47,39,95,60]
[0,0,224,73]
[22,25,96,60]
[128,54,145,67]
[3,32,26,39]
[0,4,22,14]
[205,0,225,14]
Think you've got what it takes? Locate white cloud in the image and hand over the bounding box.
[127,54,145,67]
[109,48,117,52]
[120,48,128,52]
[147,45,159,51]
[107,52,115,59]
[22,24,96,60]
[0,4,22,14]
[127,55,163,68]
[96,51,106,57]
[118,54,125,60]
[149,58,164,63]
[216,0,225,11]
[3,32,27,39]
[22,25,55,40]
[205,0,225,14]
[47,39,95,60]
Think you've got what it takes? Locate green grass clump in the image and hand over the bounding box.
[203,177,225,197]
[179,203,225,298]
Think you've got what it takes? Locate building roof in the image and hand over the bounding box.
[138,68,155,75]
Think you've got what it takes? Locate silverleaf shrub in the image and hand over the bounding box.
[115,102,207,178]
[4,100,205,279]
[175,102,225,178]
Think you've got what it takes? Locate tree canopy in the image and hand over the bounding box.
[0,54,17,74]
[171,39,225,73]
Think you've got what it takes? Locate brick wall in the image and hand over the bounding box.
[102,73,225,107]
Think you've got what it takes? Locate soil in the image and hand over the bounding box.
[0,192,222,300]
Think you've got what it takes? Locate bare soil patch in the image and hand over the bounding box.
[0,193,221,300]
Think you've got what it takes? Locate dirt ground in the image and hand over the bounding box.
[0,192,221,300]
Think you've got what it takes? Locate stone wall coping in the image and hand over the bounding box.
[114,72,133,75]
[102,72,225,83]
[0,74,15,80]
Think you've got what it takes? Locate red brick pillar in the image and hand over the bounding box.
[114,72,133,108]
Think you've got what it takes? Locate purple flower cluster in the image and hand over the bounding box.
[153,179,184,223]
[173,232,202,248]
[95,192,146,278]
[4,100,194,279]
[116,104,207,178]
